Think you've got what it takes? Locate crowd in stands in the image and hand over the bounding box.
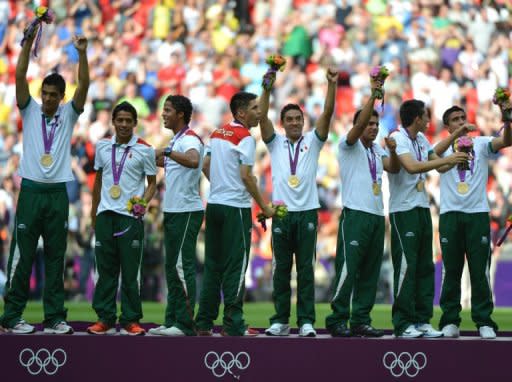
[0,0,510,302]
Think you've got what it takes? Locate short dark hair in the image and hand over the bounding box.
[165,95,193,124]
[353,109,379,126]
[113,101,138,121]
[280,104,304,122]
[399,99,425,128]
[230,91,257,117]
[42,72,66,95]
[442,106,465,126]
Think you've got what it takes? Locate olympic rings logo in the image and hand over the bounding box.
[204,351,251,379]
[19,348,67,376]
[382,351,427,378]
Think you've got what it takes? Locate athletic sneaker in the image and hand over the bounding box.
[442,324,460,338]
[396,324,423,338]
[299,323,317,337]
[148,325,167,335]
[120,323,146,336]
[416,323,443,338]
[87,321,116,335]
[158,326,186,336]
[479,326,496,339]
[265,323,290,336]
[7,319,35,334]
[44,321,74,334]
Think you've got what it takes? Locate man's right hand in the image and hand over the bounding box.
[262,204,276,218]
[447,151,469,165]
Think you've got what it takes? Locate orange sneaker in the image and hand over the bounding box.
[87,322,116,335]
[221,327,259,337]
[120,322,146,336]
[197,329,213,336]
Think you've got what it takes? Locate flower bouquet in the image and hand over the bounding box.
[497,215,512,247]
[127,196,148,219]
[262,55,287,91]
[21,6,56,57]
[453,135,473,171]
[492,88,511,122]
[257,200,288,232]
[369,66,389,100]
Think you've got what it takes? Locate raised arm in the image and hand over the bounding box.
[346,77,380,145]
[16,25,39,107]
[434,124,474,156]
[491,121,512,152]
[398,151,468,174]
[382,137,400,173]
[258,75,275,142]
[72,36,90,111]
[316,68,339,140]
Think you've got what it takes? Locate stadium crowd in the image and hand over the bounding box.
[0,0,510,308]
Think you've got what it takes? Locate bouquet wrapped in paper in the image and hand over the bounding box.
[453,136,473,171]
[492,88,511,122]
[257,200,288,231]
[127,196,148,219]
[369,66,389,100]
[262,55,287,91]
[21,6,56,57]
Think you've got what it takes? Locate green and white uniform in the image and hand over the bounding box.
[438,136,498,331]
[265,129,325,327]
[1,98,80,329]
[162,129,204,335]
[195,121,254,336]
[388,127,434,336]
[92,135,156,327]
[325,135,387,330]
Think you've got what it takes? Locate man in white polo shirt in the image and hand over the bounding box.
[434,105,511,339]
[389,99,468,338]
[325,76,400,337]
[195,91,275,336]
[87,101,157,336]
[0,30,89,334]
[259,68,338,337]
[149,95,204,336]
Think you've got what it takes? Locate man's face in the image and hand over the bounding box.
[282,109,304,141]
[41,84,64,115]
[161,101,180,131]
[241,99,261,128]
[417,108,430,132]
[361,116,379,142]
[446,110,466,134]
[113,110,136,142]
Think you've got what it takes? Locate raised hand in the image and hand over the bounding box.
[448,151,469,165]
[326,67,339,83]
[384,136,397,152]
[73,36,88,52]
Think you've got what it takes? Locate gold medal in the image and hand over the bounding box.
[40,154,53,167]
[288,175,300,188]
[416,180,425,192]
[457,182,469,194]
[109,185,122,199]
[372,182,381,196]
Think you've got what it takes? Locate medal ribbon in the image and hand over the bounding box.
[111,144,131,186]
[457,151,475,183]
[365,145,377,184]
[41,114,59,154]
[287,136,304,176]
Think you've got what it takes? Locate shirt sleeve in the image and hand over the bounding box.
[180,135,202,154]
[375,143,389,158]
[237,136,256,166]
[393,131,410,156]
[94,142,105,171]
[339,134,355,151]
[143,147,157,175]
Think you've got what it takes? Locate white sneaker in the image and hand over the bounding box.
[159,326,186,336]
[44,321,74,334]
[265,323,290,336]
[396,324,423,338]
[8,320,36,334]
[416,323,443,338]
[148,325,167,335]
[442,324,460,338]
[479,326,496,339]
[298,323,316,337]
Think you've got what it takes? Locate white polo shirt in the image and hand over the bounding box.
[265,130,325,212]
[338,135,388,216]
[438,136,496,214]
[163,129,205,213]
[94,135,157,217]
[388,127,432,213]
[18,97,80,183]
[207,121,255,208]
